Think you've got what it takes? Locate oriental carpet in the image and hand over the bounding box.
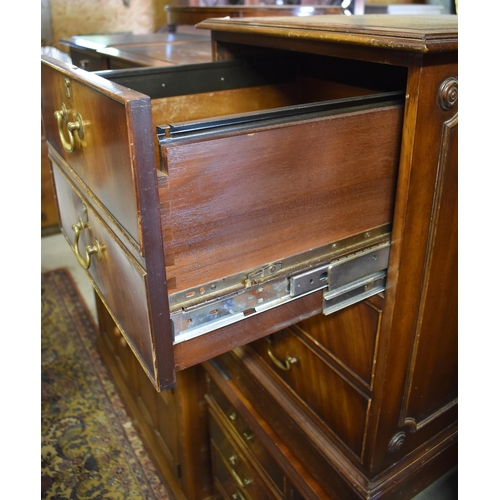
[41,268,171,499]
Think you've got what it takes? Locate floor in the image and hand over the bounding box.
[42,232,97,322]
[41,232,458,499]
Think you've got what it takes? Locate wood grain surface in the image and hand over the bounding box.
[161,104,403,293]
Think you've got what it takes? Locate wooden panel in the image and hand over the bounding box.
[152,83,300,172]
[41,58,147,247]
[209,412,275,500]
[295,299,382,388]
[151,83,300,126]
[105,40,212,68]
[161,104,403,293]
[96,294,213,500]
[205,359,330,499]
[171,368,213,500]
[51,162,156,381]
[214,349,365,500]
[208,380,285,496]
[174,289,323,371]
[401,113,458,428]
[250,328,370,458]
[297,76,382,101]
[357,54,459,476]
[211,442,271,500]
[42,56,174,389]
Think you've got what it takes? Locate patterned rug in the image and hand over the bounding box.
[41,268,171,499]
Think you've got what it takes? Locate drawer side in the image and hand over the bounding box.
[160,103,403,294]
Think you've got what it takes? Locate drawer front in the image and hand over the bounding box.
[209,379,285,496]
[159,100,403,293]
[209,411,276,500]
[96,297,180,477]
[101,310,138,388]
[250,328,370,458]
[212,446,272,500]
[41,57,156,249]
[294,300,382,389]
[51,161,156,382]
[214,350,361,500]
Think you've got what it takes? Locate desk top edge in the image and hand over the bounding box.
[198,14,458,52]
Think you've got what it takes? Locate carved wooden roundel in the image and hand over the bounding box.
[438,77,458,111]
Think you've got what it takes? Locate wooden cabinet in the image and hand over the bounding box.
[205,357,327,500]
[199,13,458,499]
[41,50,404,390]
[249,299,384,459]
[41,14,457,499]
[95,295,213,500]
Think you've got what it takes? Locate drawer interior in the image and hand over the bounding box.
[99,53,407,138]
[98,54,406,348]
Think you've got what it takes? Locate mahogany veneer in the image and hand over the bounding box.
[41,14,457,499]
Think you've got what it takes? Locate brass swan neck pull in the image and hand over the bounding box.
[54,103,84,153]
[266,337,297,371]
[71,207,102,270]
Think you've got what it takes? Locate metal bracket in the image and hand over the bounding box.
[244,262,283,288]
[170,227,391,345]
[323,271,387,315]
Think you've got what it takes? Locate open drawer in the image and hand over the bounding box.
[41,54,404,390]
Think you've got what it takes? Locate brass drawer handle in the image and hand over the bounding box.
[242,431,253,442]
[230,466,253,489]
[71,207,102,270]
[54,103,84,153]
[266,337,297,371]
[232,491,245,500]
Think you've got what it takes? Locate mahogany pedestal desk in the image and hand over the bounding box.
[41,14,458,500]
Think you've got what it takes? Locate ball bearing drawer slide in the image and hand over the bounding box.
[171,232,390,345]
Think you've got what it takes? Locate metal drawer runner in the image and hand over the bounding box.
[171,226,391,344]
